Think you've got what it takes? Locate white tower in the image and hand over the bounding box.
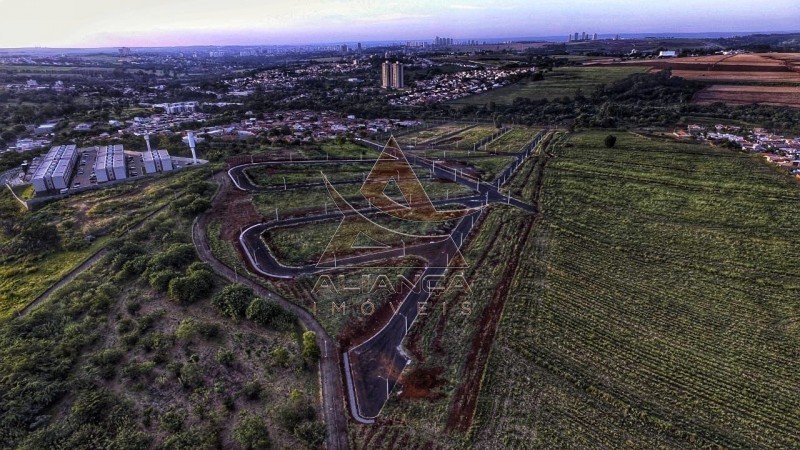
[187,132,198,164]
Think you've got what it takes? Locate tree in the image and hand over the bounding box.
[233,413,271,449]
[302,331,320,360]
[294,421,326,448]
[246,298,280,326]
[167,270,213,305]
[604,135,617,148]
[17,222,60,253]
[212,284,254,319]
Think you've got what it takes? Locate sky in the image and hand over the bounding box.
[0,0,798,48]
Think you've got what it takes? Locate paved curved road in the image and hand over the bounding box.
[231,131,546,423]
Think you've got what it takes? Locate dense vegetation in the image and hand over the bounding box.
[0,170,328,449]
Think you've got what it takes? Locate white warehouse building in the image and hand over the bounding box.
[31,144,78,193]
[94,144,127,183]
[142,148,173,174]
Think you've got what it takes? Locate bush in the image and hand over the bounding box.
[604,134,617,148]
[167,270,214,305]
[241,380,262,400]
[269,346,290,367]
[212,284,253,319]
[215,349,235,367]
[175,319,199,340]
[233,413,271,450]
[178,362,203,388]
[159,408,187,433]
[149,270,177,292]
[246,298,280,326]
[247,297,297,330]
[274,397,315,432]
[148,243,196,272]
[294,421,326,448]
[89,348,124,379]
[302,331,320,360]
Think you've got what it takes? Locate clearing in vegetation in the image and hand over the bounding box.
[449,66,648,106]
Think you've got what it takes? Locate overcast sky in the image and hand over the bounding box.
[0,0,797,48]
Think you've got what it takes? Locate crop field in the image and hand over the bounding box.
[694,85,800,107]
[449,66,648,106]
[348,131,800,449]
[624,53,800,81]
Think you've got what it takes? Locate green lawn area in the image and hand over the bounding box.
[455,156,517,181]
[396,124,469,145]
[450,66,648,106]
[251,178,474,217]
[243,162,375,187]
[439,125,499,150]
[483,128,541,154]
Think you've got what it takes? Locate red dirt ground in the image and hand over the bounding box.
[398,367,445,400]
[694,85,800,108]
[615,53,800,84]
[444,216,536,433]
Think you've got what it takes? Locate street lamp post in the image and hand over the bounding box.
[397,312,408,333]
[377,375,390,398]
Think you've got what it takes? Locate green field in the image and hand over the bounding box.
[251,178,474,218]
[396,124,470,145]
[450,66,648,105]
[349,131,800,448]
[454,156,517,181]
[244,163,374,187]
[438,125,498,149]
[483,128,541,154]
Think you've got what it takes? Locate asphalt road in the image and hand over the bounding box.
[227,130,546,426]
[336,132,545,421]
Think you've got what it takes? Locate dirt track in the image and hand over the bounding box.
[193,172,349,450]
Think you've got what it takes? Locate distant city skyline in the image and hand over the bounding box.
[0,0,798,48]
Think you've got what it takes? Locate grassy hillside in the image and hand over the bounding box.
[0,185,326,448]
[449,66,648,106]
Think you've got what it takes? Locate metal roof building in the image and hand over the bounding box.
[94,144,127,182]
[31,144,78,193]
[143,148,173,174]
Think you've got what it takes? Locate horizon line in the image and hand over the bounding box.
[1,30,799,52]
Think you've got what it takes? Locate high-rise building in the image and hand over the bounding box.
[381,61,404,89]
[593,33,599,40]
[381,61,392,89]
[391,62,404,89]
[574,32,580,42]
